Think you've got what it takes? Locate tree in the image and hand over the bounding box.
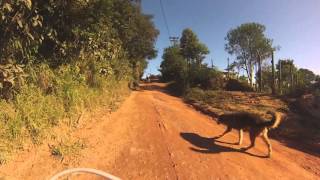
[0,0,46,64]
[0,0,159,80]
[180,28,209,88]
[160,29,221,93]
[0,0,159,97]
[276,59,297,94]
[297,68,316,88]
[180,28,209,66]
[159,45,187,82]
[256,63,273,92]
[225,23,274,88]
[110,0,159,81]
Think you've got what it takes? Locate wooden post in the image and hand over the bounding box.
[296,71,299,87]
[211,58,214,69]
[290,61,294,92]
[271,51,276,95]
[258,54,262,92]
[278,60,282,95]
[227,58,230,79]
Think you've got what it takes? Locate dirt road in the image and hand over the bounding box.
[0,83,319,179]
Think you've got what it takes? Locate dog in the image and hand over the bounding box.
[214,111,282,157]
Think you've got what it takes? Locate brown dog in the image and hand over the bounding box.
[215,111,281,157]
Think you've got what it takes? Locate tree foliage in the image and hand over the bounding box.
[297,68,316,87]
[159,45,187,82]
[225,23,274,86]
[0,0,159,98]
[180,28,209,66]
[160,28,223,93]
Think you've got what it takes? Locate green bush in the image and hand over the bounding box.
[14,85,65,142]
[193,68,224,90]
[225,79,253,92]
[0,0,157,164]
[184,88,206,102]
[0,62,131,162]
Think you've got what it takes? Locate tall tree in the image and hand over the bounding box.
[225,23,274,88]
[276,59,296,94]
[180,28,209,87]
[159,45,187,82]
[180,28,209,66]
[297,68,316,88]
[256,63,273,92]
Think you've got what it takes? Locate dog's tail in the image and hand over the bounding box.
[261,111,281,129]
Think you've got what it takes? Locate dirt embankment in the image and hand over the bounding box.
[0,83,319,179]
[185,88,320,156]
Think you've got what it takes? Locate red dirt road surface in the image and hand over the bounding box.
[0,83,319,179]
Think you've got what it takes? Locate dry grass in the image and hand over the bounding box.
[0,64,131,164]
[184,88,320,144]
[185,88,288,114]
[49,138,85,162]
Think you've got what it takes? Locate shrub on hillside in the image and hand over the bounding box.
[184,88,206,102]
[165,82,186,96]
[0,62,131,162]
[225,79,253,92]
[203,72,224,90]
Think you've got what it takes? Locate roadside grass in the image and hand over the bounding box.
[0,63,131,164]
[49,139,86,162]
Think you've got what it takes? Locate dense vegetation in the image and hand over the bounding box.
[0,0,158,163]
[160,28,224,94]
[160,23,319,97]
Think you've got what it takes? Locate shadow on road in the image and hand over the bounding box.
[139,83,181,97]
[140,82,320,158]
[140,84,166,91]
[180,132,268,158]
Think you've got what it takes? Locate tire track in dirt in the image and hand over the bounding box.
[152,100,179,180]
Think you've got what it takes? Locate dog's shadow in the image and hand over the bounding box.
[180,132,268,158]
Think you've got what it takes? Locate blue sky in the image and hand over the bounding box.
[141,0,320,76]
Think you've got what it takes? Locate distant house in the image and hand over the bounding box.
[222,71,237,79]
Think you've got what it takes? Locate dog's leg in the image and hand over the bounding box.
[237,129,243,145]
[262,129,272,157]
[214,126,232,139]
[241,129,258,151]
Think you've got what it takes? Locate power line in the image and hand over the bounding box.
[159,0,171,38]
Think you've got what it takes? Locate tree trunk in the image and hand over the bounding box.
[271,51,276,95]
[227,58,230,79]
[278,60,282,95]
[258,54,262,92]
[249,62,254,87]
[290,62,294,92]
[296,71,299,87]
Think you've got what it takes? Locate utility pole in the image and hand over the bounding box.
[169,36,179,46]
[290,60,294,92]
[211,59,214,69]
[271,51,276,95]
[227,58,230,78]
[296,71,299,87]
[278,60,282,95]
